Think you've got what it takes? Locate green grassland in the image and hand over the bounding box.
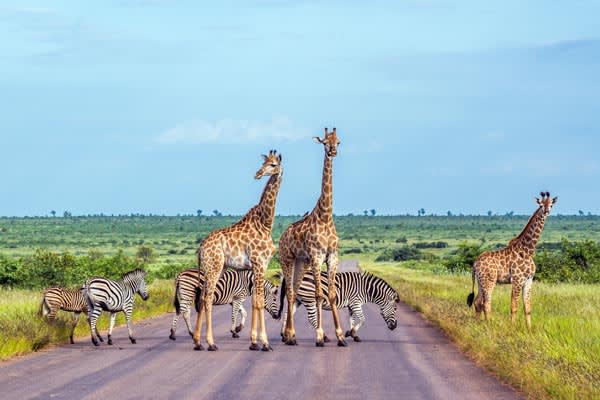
[1,215,599,399]
[363,259,600,400]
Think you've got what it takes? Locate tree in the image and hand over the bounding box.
[370,209,376,217]
[136,246,156,264]
[63,211,72,218]
[447,210,452,217]
[418,208,425,217]
[363,210,368,216]
[487,210,493,217]
[579,210,585,216]
[212,209,222,217]
[50,210,56,217]
[197,209,203,217]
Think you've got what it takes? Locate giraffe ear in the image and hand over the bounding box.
[313,136,324,144]
[261,154,268,161]
[552,196,558,204]
[535,197,541,205]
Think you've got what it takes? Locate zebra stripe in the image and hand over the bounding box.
[169,269,280,340]
[40,287,103,344]
[281,271,399,342]
[84,268,149,346]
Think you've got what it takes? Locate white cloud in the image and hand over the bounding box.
[155,116,308,145]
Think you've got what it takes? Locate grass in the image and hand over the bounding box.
[362,261,600,400]
[0,279,174,361]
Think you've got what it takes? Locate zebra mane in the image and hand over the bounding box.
[122,268,146,280]
[359,271,399,300]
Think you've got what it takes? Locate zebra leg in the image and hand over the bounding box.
[124,310,136,344]
[348,304,365,342]
[169,306,180,340]
[230,300,241,338]
[88,307,102,346]
[70,312,81,344]
[108,312,117,345]
[327,252,347,347]
[345,306,354,338]
[237,303,247,333]
[180,299,194,338]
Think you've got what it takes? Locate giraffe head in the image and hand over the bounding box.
[313,127,340,158]
[535,191,558,216]
[254,150,283,179]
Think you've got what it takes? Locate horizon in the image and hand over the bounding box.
[1,1,599,217]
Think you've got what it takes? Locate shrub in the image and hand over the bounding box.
[535,239,600,283]
[414,241,449,249]
[376,246,423,262]
[443,242,485,273]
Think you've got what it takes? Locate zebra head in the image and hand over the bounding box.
[123,269,149,301]
[264,281,280,319]
[366,273,399,330]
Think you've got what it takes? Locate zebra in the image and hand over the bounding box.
[279,271,399,342]
[40,287,104,344]
[169,268,280,340]
[84,268,149,346]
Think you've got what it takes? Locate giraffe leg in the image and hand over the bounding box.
[250,263,272,351]
[522,276,534,328]
[310,258,326,346]
[107,312,117,345]
[283,257,304,345]
[327,252,347,346]
[483,284,495,321]
[193,297,205,351]
[203,277,219,351]
[510,281,522,324]
[70,312,81,344]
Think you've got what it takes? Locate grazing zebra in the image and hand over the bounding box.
[84,268,149,346]
[169,269,280,340]
[279,271,399,342]
[40,287,103,344]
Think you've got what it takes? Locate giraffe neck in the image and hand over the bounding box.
[254,172,283,230]
[314,154,333,223]
[509,207,548,256]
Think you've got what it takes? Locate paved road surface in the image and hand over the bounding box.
[0,260,521,400]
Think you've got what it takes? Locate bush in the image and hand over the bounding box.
[376,246,423,262]
[535,239,600,283]
[342,247,363,254]
[443,242,485,273]
[414,241,449,249]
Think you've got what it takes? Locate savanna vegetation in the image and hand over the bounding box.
[1,214,599,398]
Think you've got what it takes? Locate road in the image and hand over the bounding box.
[0,260,521,400]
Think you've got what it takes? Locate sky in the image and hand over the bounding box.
[1,1,599,216]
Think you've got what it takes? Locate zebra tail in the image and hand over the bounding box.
[276,277,286,320]
[174,281,181,315]
[194,287,201,313]
[39,296,49,317]
[466,267,475,307]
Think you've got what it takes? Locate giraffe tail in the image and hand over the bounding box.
[276,277,286,320]
[466,267,475,307]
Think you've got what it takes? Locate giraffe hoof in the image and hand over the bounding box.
[337,339,348,347]
[315,340,325,347]
[345,330,351,338]
[194,344,204,351]
[92,339,99,347]
[353,336,362,343]
[98,336,104,342]
[108,338,113,345]
[232,332,240,338]
[285,338,297,346]
[249,343,260,351]
[207,344,218,351]
[130,338,136,344]
[169,332,176,340]
[261,344,273,352]
[235,324,243,333]
[323,335,330,343]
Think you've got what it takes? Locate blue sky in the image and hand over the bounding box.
[1,1,599,216]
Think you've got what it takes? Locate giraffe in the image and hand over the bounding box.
[192,150,283,351]
[278,127,347,347]
[467,191,557,327]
